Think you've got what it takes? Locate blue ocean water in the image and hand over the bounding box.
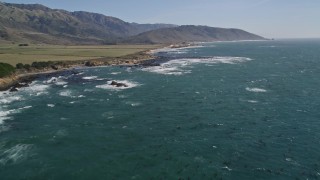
[1,39,320,179]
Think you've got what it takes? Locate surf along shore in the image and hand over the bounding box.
[0,43,196,91]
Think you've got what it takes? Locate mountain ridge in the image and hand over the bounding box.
[0,2,177,44]
[124,25,265,44]
[0,2,265,45]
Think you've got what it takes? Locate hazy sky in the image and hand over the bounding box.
[2,0,320,38]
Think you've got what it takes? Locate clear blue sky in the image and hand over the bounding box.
[2,0,320,38]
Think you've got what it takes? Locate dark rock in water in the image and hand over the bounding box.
[9,82,30,92]
[110,81,128,87]
[110,81,117,86]
[10,87,18,92]
[71,70,80,75]
[14,83,29,88]
[20,76,37,84]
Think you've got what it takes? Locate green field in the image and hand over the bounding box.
[0,44,160,66]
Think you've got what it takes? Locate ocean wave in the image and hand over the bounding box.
[246,87,267,93]
[260,45,277,48]
[0,110,12,124]
[0,81,50,97]
[247,100,259,103]
[21,82,51,96]
[125,101,142,107]
[59,90,74,97]
[142,66,188,75]
[110,72,121,75]
[0,106,32,134]
[45,77,68,86]
[28,84,50,94]
[82,76,98,80]
[0,144,33,165]
[96,80,140,91]
[142,56,252,75]
[0,106,32,125]
[0,95,23,104]
[47,104,55,108]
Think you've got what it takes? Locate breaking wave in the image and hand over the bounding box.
[0,144,33,165]
[142,56,252,75]
[246,87,267,93]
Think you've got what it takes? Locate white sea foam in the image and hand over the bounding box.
[22,82,50,96]
[143,66,187,75]
[45,77,68,86]
[82,76,98,80]
[47,104,55,108]
[142,56,252,75]
[96,78,108,81]
[0,106,32,124]
[110,72,121,75]
[18,106,32,110]
[125,101,142,107]
[222,166,232,171]
[55,81,68,86]
[247,100,259,103]
[96,80,140,91]
[246,87,267,93]
[0,95,23,104]
[0,144,33,165]
[45,77,57,84]
[260,45,277,48]
[59,90,73,97]
[0,111,12,124]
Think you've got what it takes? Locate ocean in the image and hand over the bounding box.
[1,39,320,179]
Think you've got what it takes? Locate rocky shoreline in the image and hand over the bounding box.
[0,50,158,92]
[0,42,199,91]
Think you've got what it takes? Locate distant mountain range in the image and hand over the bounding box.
[124,25,265,44]
[0,2,265,45]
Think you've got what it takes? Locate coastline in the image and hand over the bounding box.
[0,48,160,92]
[0,40,246,91]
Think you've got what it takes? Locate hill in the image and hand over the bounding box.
[0,2,265,45]
[0,2,176,44]
[123,25,265,44]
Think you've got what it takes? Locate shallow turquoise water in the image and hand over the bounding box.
[1,39,320,179]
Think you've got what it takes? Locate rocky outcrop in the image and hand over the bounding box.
[110,81,128,87]
[0,74,36,91]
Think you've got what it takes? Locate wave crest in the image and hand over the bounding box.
[142,56,252,75]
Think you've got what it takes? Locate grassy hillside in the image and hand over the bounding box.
[0,2,176,45]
